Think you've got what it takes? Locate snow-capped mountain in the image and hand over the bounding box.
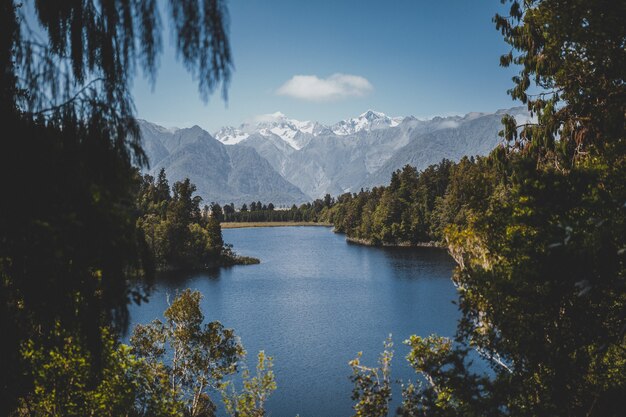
[212,107,529,199]
[213,126,249,145]
[137,120,309,205]
[214,110,404,150]
[141,107,530,203]
[330,110,404,136]
[214,112,326,150]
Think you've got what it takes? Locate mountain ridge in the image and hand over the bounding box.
[138,121,310,206]
[139,106,531,204]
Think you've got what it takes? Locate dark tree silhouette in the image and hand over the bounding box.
[0,1,232,414]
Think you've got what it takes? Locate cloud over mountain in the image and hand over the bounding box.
[139,107,529,204]
[276,73,373,101]
[214,107,529,199]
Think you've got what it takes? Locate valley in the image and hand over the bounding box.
[138,107,532,205]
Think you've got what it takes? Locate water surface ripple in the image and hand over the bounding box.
[129,226,459,416]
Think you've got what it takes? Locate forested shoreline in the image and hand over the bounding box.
[2,0,624,416]
[136,169,259,271]
[220,157,494,250]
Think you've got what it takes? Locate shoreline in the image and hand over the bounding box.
[345,236,445,249]
[221,221,332,229]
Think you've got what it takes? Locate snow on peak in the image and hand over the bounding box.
[215,109,405,147]
[213,107,532,148]
[359,109,386,119]
[214,112,317,150]
[214,126,249,144]
[331,110,401,136]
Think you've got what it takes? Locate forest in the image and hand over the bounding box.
[219,195,334,223]
[231,157,491,248]
[136,169,259,270]
[1,1,624,416]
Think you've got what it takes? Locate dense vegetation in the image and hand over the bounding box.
[321,160,460,245]
[0,1,235,415]
[220,157,494,249]
[137,169,258,270]
[1,0,624,416]
[219,159,491,249]
[349,146,626,416]
[220,195,334,223]
[21,290,276,417]
[346,0,626,416]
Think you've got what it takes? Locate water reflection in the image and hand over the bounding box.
[129,226,459,417]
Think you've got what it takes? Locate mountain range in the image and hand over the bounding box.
[139,106,531,206]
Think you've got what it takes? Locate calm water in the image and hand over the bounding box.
[128,226,459,416]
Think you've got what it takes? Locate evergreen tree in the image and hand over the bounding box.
[396,2,626,416]
[156,168,171,203]
[0,1,233,413]
[211,202,224,222]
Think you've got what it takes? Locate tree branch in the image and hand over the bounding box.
[27,77,105,115]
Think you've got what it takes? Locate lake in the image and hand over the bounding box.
[128,226,459,416]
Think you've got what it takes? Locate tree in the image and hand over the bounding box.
[210,202,224,222]
[401,1,626,416]
[19,326,183,417]
[349,337,393,417]
[19,290,271,417]
[156,169,172,203]
[131,289,245,417]
[495,0,626,164]
[223,203,235,215]
[0,1,233,413]
[220,351,277,417]
[135,171,243,270]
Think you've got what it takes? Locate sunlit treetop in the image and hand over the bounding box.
[495,0,626,165]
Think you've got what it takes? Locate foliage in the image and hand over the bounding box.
[12,0,232,160]
[131,289,246,417]
[439,156,626,417]
[17,325,182,417]
[390,1,626,416]
[344,2,626,416]
[222,195,335,223]
[220,351,277,417]
[324,159,488,246]
[16,290,273,417]
[1,1,232,414]
[495,0,625,164]
[1,113,153,416]
[136,169,257,269]
[348,337,394,417]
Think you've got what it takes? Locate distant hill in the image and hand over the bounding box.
[214,107,531,198]
[138,121,310,206]
[138,106,531,204]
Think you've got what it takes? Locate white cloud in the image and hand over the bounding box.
[276,73,373,101]
[252,111,287,123]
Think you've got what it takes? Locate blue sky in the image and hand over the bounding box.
[132,0,520,132]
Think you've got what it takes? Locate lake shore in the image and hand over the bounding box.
[221,221,332,229]
[345,236,445,249]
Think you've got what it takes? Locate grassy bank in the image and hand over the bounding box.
[221,221,332,229]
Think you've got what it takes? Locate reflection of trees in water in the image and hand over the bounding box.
[155,268,224,289]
